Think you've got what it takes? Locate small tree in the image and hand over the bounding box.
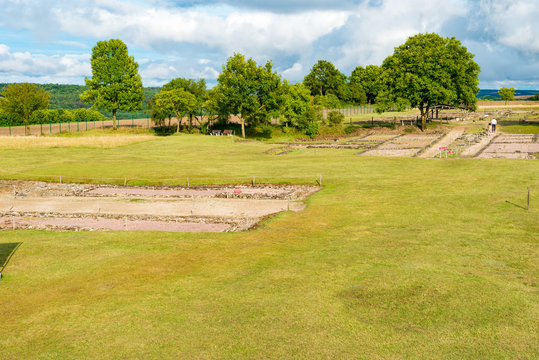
[217,53,283,138]
[498,87,515,104]
[0,83,50,134]
[81,39,143,129]
[162,78,207,130]
[279,83,323,138]
[152,89,197,133]
[327,111,345,126]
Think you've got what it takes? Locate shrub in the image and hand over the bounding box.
[344,125,359,134]
[0,109,19,126]
[249,125,273,139]
[305,122,319,138]
[72,108,108,122]
[327,111,345,126]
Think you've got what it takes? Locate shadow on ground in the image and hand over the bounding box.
[0,242,22,273]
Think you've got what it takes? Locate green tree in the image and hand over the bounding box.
[152,89,197,133]
[379,33,480,130]
[346,81,367,105]
[349,65,382,104]
[204,87,230,127]
[216,53,283,138]
[162,78,207,130]
[0,83,50,133]
[81,39,143,129]
[281,83,313,129]
[303,60,346,98]
[498,87,515,104]
[313,94,341,109]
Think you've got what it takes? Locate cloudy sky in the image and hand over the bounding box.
[0,0,538,89]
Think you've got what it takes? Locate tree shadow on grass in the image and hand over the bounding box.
[0,242,22,274]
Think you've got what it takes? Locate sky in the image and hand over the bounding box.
[0,0,538,89]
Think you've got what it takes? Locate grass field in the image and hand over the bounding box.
[0,135,538,359]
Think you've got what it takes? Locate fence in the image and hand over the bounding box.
[0,117,154,136]
[1,105,377,137]
[322,105,376,118]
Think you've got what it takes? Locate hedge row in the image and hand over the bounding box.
[0,108,108,127]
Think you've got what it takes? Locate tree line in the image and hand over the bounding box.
[1,32,482,134]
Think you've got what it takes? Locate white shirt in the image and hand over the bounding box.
[492,119,497,125]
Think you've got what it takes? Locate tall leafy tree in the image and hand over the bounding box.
[217,53,283,138]
[0,83,50,133]
[379,33,480,130]
[303,60,346,98]
[81,39,143,129]
[162,78,207,130]
[498,87,515,104]
[349,65,382,104]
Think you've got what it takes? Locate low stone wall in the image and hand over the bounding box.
[477,101,539,107]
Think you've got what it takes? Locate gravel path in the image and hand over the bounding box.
[459,133,496,157]
[419,129,464,158]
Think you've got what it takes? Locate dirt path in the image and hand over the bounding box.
[419,128,464,158]
[460,133,497,157]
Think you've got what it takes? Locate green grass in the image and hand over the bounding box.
[0,135,538,359]
[499,123,539,134]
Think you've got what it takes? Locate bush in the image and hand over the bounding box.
[344,125,359,134]
[0,110,19,126]
[305,122,319,138]
[327,111,345,126]
[29,108,107,125]
[72,108,108,122]
[249,125,273,139]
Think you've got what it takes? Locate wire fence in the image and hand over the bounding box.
[0,105,379,136]
[0,118,154,136]
[322,105,376,118]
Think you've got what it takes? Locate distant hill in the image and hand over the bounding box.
[0,83,161,119]
[477,89,539,100]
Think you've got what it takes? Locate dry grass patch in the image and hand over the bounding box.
[0,135,156,149]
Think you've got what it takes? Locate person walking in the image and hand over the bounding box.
[491,118,497,132]
[488,122,492,134]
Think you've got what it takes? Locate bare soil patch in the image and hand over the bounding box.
[476,133,539,159]
[0,180,320,232]
[360,134,442,157]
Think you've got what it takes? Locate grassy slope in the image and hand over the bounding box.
[0,135,538,359]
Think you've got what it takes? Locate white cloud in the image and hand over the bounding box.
[0,0,538,88]
[48,3,351,58]
[475,0,539,54]
[0,44,90,84]
[282,62,303,79]
[337,0,469,70]
[139,62,179,81]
